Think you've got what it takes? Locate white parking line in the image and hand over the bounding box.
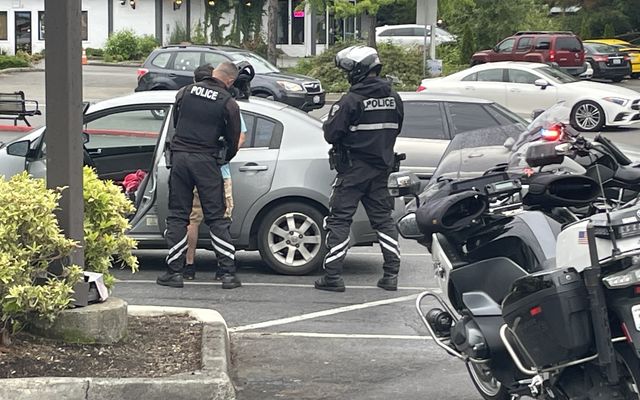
[116,279,436,292]
[229,294,417,333]
[236,332,434,341]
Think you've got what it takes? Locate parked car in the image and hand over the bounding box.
[135,45,325,112]
[323,92,527,179]
[0,92,404,276]
[471,31,588,76]
[375,24,456,47]
[584,39,640,79]
[582,42,631,82]
[417,61,640,132]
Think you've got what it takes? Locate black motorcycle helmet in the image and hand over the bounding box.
[232,60,255,100]
[335,45,383,85]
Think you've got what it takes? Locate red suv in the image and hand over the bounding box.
[471,31,588,76]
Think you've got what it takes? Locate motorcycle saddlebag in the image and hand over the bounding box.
[523,174,600,208]
[502,268,593,368]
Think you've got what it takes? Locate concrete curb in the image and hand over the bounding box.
[87,61,142,68]
[0,67,45,74]
[0,306,235,400]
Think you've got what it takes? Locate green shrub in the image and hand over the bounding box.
[83,167,138,288]
[105,29,139,61]
[291,41,425,92]
[169,22,189,44]
[137,35,159,59]
[0,55,29,70]
[0,173,82,344]
[86,47,104,58]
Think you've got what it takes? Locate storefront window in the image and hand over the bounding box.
[316,11,326,44]
[292,0,304,44]
[0,12,6,40]
[277,0,288,44]
[39,11,87,41]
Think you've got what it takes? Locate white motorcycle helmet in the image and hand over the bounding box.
[335,45,383,84]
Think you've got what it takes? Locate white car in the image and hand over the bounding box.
[417,61,640,131]
[375,24,456,47]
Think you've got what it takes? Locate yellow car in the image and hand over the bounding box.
[585,39,640,78]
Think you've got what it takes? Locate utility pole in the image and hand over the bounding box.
[417,0,438,76]
[44,0,84,266]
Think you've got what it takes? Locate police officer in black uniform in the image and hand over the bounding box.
[157,61,242,289]
[315,45,404,293]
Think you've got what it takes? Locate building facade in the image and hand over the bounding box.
[0,0,362,57]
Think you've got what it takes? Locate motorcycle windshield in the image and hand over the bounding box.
[427,124,525,187]
[508,101,573,172]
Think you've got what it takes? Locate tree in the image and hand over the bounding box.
[579,15,592,39]
[267,0,278,64]
[307,0,395,47]
[603,23,615,38]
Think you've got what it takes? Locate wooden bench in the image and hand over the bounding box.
[0,91,41,126]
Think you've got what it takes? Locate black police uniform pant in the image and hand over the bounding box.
[165,152,235,274]
[323,159,400,277]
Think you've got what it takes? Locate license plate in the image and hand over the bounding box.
[632,304,640,331]
[613,59,622,65]
[313,95,321,104]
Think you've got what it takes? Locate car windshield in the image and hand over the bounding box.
[587,43,619,53]
[427,124,524,186]
[229,52,280,74]
[536,66,578,84]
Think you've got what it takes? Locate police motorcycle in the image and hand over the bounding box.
[388,119,640,399]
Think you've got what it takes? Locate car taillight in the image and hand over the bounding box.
[417,85,426,92]
[549,50,555,62]
[137,68,149,79]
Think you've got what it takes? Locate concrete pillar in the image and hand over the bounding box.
[44,0,85,267]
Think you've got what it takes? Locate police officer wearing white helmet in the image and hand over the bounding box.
[315,45,404,293]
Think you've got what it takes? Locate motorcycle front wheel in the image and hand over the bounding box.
[615,344,640,399]
[466,362,510,400]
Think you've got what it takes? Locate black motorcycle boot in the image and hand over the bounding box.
[214,268,225,281]
[377,274,398,291]
[157,272,184,288]
[183,264,196,280]
[221,273,242,289]
[314,276,346,292]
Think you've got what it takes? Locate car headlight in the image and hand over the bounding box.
[277,81,304,92]
[603,97,629,107]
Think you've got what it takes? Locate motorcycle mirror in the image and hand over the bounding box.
[531,109,545,120]
[503,137,515,150]
[388,171,421,198]
[396,212,423,239]
[525,142,565,168]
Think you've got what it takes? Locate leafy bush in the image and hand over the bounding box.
[86,47,104,58]
[291,41,425,92]
[137,35,159,59]
[169,22,189,44]
[0,55,29,70]
[83,167,138,288]
[105,30,139,61]
[0,173,82,344]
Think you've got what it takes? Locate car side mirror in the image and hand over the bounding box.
[503,137,516,150]
[388,171,421,198]
[531,109,545,120]
[6,140,31,157]
[534,79,549,89]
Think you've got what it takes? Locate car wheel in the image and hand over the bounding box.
[254,92,275,101]
[571,100,605,132]
[257,202,326,275]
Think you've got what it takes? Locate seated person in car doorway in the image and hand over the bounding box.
[183,63,248,280]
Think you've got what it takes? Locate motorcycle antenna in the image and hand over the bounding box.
[594,164,621,256]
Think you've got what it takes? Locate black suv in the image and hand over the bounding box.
[135,45,325,112]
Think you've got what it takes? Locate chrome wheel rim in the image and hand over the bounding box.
[469,363,502,397]
[268,212,322,267]
[575,103,602,130]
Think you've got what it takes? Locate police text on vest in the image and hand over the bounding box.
[363,97,396,111]
[191,86,219,100]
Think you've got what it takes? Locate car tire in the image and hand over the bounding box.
[257,202,327,275]
[612,76,625,83]
[571,100,605,132]
[254,92,275,101]
[632,73,640,79]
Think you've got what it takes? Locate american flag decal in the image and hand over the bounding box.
[578,231,588,245]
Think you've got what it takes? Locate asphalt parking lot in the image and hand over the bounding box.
[2,65,640,399]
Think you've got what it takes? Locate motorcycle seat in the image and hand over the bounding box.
[614,165,640,185]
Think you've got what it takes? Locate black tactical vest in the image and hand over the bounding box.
[171,78,232,153]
